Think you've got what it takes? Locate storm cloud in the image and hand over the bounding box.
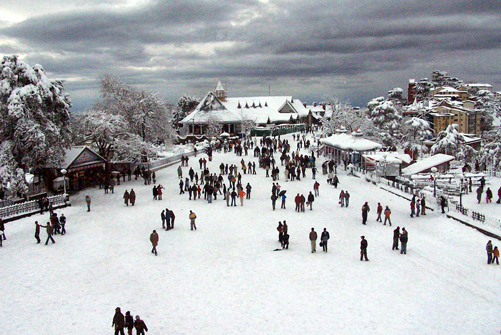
[1,0,500,111]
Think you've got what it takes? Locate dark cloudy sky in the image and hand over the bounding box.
[1,0,500,111]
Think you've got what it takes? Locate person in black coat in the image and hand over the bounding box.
[392,226,400,250]
[360,236,369,261]
[361,202,370,225]
[307,192,315,210]
[125,311,134,335]
[112,307,125,335]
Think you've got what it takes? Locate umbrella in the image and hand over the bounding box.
[278,190,286,196]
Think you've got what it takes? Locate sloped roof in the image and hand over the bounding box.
[180,92,309,125]
[401,154,455,176]
[320,133,382,151]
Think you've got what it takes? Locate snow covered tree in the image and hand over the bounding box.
[98,74,170,143]
[387,87,405,110]
[431,70,463,89]
[205,114,223,139]
[174,95,199,126]
[111,133,156,164]
[321,97,361,134]
[0,55,72,192]
[475,90,499,133]
[400,117,434,158]
[0,141,28,195]
[414,78,434,101]
[73,110,128,160]
[366,97,402,136]
[431,124,475,162]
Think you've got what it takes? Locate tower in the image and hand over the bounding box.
[215,81,227,101]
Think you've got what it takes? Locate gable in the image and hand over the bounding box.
[278,100,297,114]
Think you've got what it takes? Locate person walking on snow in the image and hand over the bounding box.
[281,192,287,209]
[134,315,148,335]
[376,202,382,222]
[360,236,369,261]
[400,228,408,254]
[344,191,350,207]
[307,191,314,210]
[486,187,493,203]
[321,228,330,252]
[410,196,416,217]
[362,202,370,225]
[486,240,493,264]
[239,189,246,206]
[127,189,135,206]
[392,226,400,250]
[41,222,55,245]
[339,190,345,207]
[309,228,318,253]
[189,210,197,230]
[384,206,392,226]
[85,195,91,212]
[59,213,67,235]
[123,190,130,206]
[150,230,159,256]
[493,246,499,265]
[112,307,125,335]
[313,181,320,197]
[34,221,41,244]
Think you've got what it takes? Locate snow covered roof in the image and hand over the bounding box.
[60,146,107,171]
[363,151,412,164]
[180,91,309,125]
[401,154,455,176]
[320,133,382,151]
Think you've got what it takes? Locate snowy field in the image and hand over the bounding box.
[2,133,501,335]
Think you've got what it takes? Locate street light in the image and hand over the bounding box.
[61,169,68,202]
[431,166,438,197]
[458,173,464,207]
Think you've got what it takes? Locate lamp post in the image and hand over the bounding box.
[431,167,438,197]
[61,169,67,202]
[458,173,464,207]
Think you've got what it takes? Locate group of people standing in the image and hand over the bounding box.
[112,307,148,335]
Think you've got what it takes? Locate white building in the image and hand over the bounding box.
[179,82,310,136]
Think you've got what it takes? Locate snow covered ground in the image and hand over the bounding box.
[2,133,501,335]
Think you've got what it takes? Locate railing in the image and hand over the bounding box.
[138,149,198,170]
[0,194,68,219]
[448,198,500,230]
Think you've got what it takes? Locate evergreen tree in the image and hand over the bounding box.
[400,117,433,159]
[0,55,72,193]
[431,124,475,162]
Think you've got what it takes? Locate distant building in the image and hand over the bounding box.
[179,82,310,136]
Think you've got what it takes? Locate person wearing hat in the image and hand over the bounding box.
[360,236,369,261]
[150,230,159,256]
[134,315,148,335]
[112,307,125,335]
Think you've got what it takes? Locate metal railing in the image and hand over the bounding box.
[0,194,68,219]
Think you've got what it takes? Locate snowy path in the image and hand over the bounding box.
[2,134,501,334]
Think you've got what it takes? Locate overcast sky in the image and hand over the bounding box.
[1,0,500,111]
